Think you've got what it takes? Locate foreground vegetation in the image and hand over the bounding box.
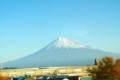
[0,75,9,80]
[91,56,120,80]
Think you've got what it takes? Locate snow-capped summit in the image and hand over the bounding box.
[46,37,87,49]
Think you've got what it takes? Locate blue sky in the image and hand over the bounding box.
[0,0,120,63]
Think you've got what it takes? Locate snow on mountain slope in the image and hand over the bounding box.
[1,37,120,68]
[46,37,88,49]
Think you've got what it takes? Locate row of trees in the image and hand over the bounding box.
[91,56,120,80]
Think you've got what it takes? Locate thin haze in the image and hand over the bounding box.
[0,0,120,63]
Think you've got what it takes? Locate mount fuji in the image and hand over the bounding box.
[1,37,120,68]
